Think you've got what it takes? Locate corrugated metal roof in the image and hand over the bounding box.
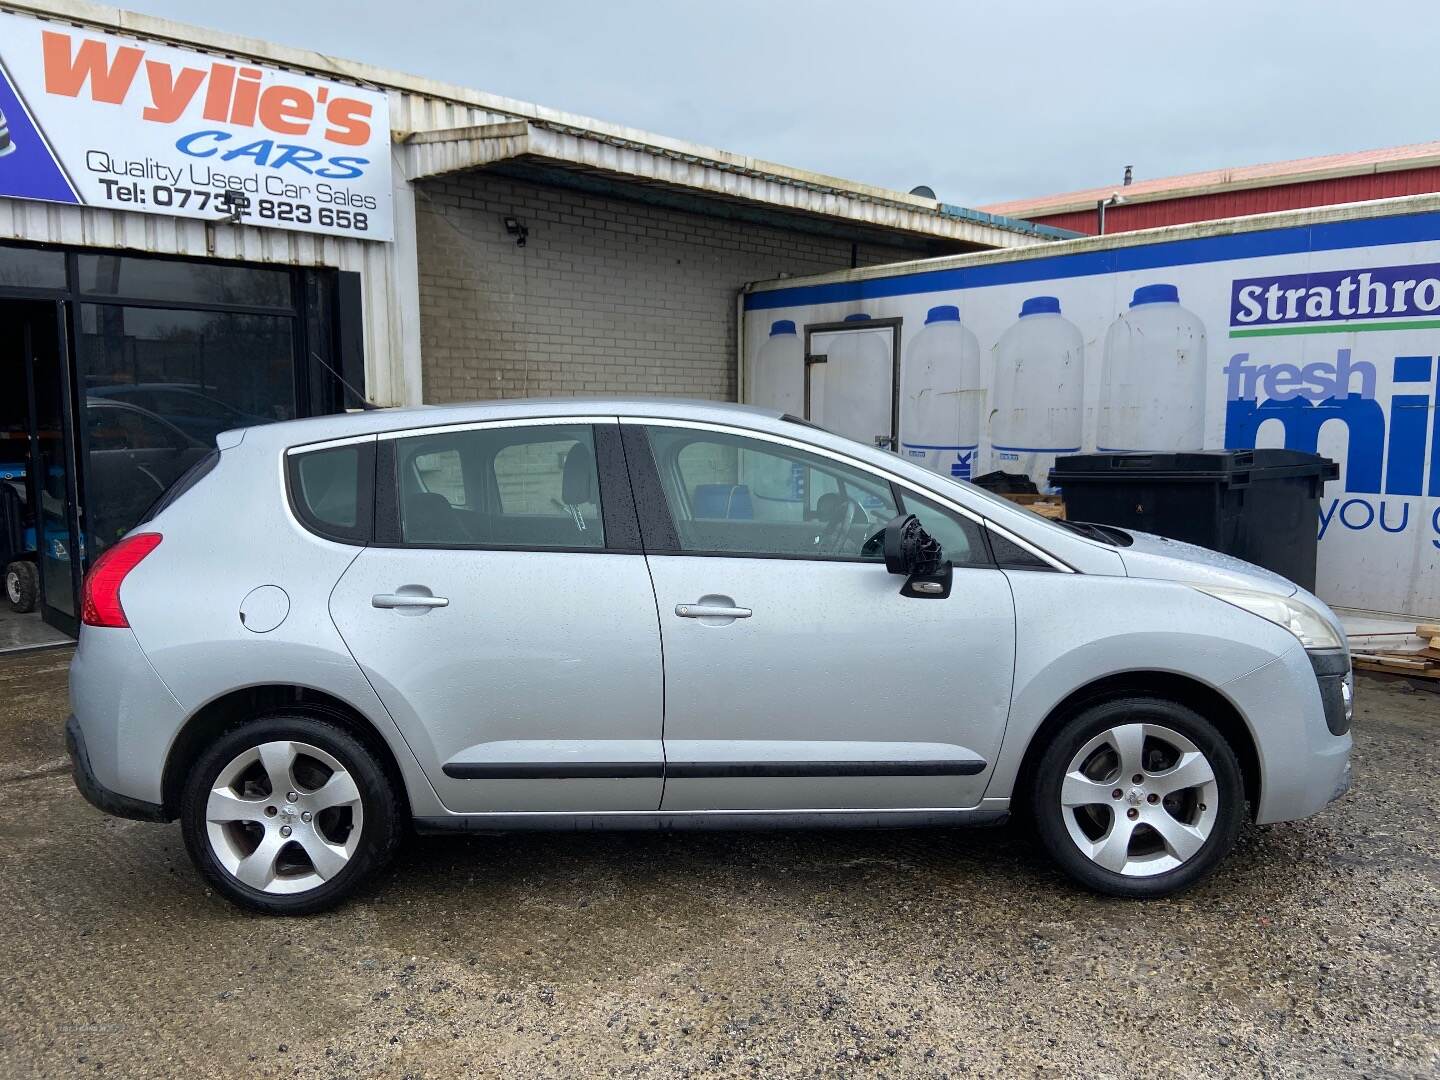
[980,140,1440,219]
[401,122,1077,249]
[4,0,1068,248]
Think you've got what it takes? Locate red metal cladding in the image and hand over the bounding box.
[1027,167,1440,235]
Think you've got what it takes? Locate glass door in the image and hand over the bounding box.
[1,298,82,638]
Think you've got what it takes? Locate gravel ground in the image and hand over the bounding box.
[0,647,1436,1079]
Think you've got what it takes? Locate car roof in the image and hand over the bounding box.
[222,398,789,450]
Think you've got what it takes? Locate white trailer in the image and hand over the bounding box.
[740,194,1440,619]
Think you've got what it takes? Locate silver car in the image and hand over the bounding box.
[66,399,1353,913]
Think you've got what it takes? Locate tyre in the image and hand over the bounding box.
[5,559,38,614]
[180,713,403,914]
[1030,696,1244,898]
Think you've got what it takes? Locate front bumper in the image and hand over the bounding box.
[1223,645,1353,825]
[65,715,169,822]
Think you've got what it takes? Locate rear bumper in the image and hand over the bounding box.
[65,715,169,822]
[68,625,186,804]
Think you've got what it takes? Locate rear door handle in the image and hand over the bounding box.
[675,603,752,619]
[372,592,449,609]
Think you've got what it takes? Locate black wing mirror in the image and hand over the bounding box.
[879,514,952,599]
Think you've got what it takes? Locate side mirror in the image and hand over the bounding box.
[879,514,953,599]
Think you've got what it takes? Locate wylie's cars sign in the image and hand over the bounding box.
[0,11,393,240]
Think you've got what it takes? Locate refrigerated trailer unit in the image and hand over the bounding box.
[740,193,1440,619]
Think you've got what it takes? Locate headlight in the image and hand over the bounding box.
[1192,585,1345,650]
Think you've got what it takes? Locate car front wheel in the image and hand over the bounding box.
[1030,696,1245,898]
[180,714,402,914]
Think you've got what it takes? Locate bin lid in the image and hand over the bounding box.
[1049,448,1339,487]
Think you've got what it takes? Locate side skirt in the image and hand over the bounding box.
[412,807,1010,834]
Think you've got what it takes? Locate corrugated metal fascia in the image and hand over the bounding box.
[743,191,1440,295]
[402,122,1050,249]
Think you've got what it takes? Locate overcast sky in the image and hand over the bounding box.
[122,0,1436,208]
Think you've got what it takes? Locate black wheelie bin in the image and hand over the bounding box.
[1049,449,1339,591]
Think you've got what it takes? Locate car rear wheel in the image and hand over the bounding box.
[180,714,402,914]
[1030,696,1244,898]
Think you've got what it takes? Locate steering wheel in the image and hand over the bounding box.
[817,495,869,555]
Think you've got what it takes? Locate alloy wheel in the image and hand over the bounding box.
[204,740,364,895]
[1059,722,1219,877]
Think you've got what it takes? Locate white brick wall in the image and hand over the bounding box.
[415,173,930,404]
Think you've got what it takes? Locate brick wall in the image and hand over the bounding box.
[415,173,927,403]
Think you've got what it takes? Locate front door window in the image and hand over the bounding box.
[644,425,896,559]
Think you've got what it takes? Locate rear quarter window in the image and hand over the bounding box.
[287,441,374,544]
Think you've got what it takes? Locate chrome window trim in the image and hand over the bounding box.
[627,415,1075,573]
[375,415,619,441]
[283,432,378,455]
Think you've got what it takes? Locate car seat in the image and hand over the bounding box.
[404,490,467,544]
[692,484,754,520]
[557,443,597,533]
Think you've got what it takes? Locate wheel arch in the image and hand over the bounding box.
[161,684,414,821]
[1012,671,1262,820]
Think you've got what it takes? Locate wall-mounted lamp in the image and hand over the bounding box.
[503,216,529,247]
[217,189,250,225]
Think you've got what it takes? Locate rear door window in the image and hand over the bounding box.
[393,424,605,549]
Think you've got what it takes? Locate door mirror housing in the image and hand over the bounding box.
[879,514,953,599]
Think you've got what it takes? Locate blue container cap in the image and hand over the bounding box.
[925,304,960,324]
[1131,283,1180,307]
[843,313,871,322]
[1019,296,1060,317]
[769,319,796,336]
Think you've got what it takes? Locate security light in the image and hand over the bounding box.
[503,216,528,247]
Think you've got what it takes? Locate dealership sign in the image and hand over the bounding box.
[0,11,393,240]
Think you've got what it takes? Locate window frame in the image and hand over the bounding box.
[623,418,1071,571]
[370,417,642,554]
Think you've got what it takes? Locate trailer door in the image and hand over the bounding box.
[805,318,901,450]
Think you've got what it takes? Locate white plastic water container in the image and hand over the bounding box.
[1098,283,1208,451]
[899,305,983,480]
[990,296,1084,489]
[749,319,803,415]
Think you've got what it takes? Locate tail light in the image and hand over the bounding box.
[81,533,162,628]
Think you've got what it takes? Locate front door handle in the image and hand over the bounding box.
[373,592,449,609]
[675,602,752,619]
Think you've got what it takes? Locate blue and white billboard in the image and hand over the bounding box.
[742,206,1440,617]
